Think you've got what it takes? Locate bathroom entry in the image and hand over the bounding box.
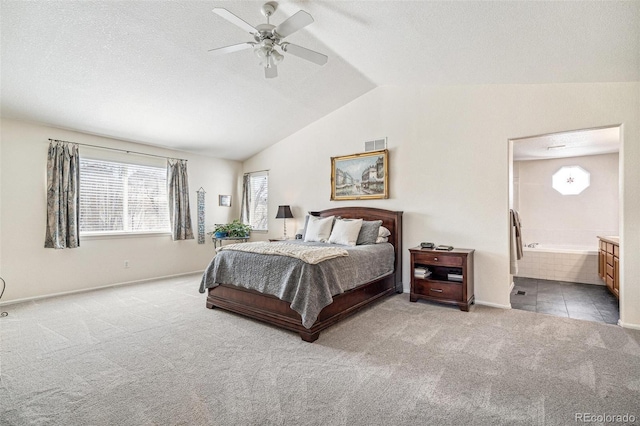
[508,125,621,324]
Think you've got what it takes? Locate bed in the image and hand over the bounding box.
[199,207,403,342]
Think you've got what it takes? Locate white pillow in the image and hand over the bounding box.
[328,218,363,246]
[376,236,389,243]
[304,215,335,243]
[378,226,391,238]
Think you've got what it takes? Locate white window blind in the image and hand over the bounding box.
[248,171,268,231]
[79,158,170,234]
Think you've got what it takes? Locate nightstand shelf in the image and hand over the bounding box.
[409,246,474,311]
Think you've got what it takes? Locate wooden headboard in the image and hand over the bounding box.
[310,207,403,292]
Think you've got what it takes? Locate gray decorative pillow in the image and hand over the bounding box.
[356,220,383,245]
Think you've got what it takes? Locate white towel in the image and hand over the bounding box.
[510,209,523,275]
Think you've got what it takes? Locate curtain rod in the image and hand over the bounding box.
[244,169,269,175]
[48,139,187,162]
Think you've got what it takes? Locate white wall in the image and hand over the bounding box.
[516,153,619,247]
[0,120,3,286]
[243,82,640,328]
[0,118,242,302]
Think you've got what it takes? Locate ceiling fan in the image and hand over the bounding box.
[209,2,328,78]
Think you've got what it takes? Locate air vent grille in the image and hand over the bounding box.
[364,138,387,152]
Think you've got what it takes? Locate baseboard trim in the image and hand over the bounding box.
[475,299,512,309]
[618,320,640,330]
[0,270,203,306]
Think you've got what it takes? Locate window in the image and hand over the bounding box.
[245,171,268,231]
[552,165,590,195]
[79,158,170,234]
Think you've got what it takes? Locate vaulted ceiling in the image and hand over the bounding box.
[1,1,638,161]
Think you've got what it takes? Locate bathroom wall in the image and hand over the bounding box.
[513,162,520,211]
[515,153,619,248]
[517,247,601,285]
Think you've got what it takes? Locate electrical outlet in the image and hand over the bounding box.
[124,260,130,268]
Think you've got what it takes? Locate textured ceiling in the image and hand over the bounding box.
[1,1,638,161]
[513,126,621,161]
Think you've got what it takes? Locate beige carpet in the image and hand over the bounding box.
[1,273,639,425]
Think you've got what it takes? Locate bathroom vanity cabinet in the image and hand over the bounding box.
[598,236,619,299]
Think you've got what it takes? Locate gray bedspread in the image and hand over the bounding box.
[199,241,395,328]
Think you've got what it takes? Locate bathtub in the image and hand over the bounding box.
[516,244,602,285]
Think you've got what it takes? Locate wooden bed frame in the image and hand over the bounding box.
[206,207,403,342]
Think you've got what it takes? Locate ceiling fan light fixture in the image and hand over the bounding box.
[264,55,276,69]
[271,50,284,65]
[258,56,273,68]
[210,3,327,78]
[254,46,270,59]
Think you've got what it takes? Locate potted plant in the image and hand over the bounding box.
[226,219,252,238]
[211,224,229,238]
[208,220,251,239]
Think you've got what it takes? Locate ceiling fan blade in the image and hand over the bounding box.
[208,42,255,56]
[213,8,257,34]
[264,66,278,79]
[274,10,314,38]
[282,43,328,66]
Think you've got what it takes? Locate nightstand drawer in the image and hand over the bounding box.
[413,252,463,267]
[413,280,463,301]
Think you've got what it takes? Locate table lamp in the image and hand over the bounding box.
[275,205,294,239]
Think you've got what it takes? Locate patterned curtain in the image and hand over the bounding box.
[167,159,194,241]
[44,141,80,249]
[196,188,205,244]
[240,173,250,225]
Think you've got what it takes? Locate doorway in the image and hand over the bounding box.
[508,125,622,324]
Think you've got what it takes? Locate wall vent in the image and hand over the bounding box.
[364,137,387,152]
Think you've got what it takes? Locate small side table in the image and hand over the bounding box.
[212,236,249,248]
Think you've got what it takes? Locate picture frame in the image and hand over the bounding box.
[219,195,231,207]
[331,149,389,200]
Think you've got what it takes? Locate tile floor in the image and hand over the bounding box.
[511,277,619,324]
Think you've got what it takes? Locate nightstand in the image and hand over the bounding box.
[409,246,474,311]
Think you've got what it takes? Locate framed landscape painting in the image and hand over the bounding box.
[331,149,389,200]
